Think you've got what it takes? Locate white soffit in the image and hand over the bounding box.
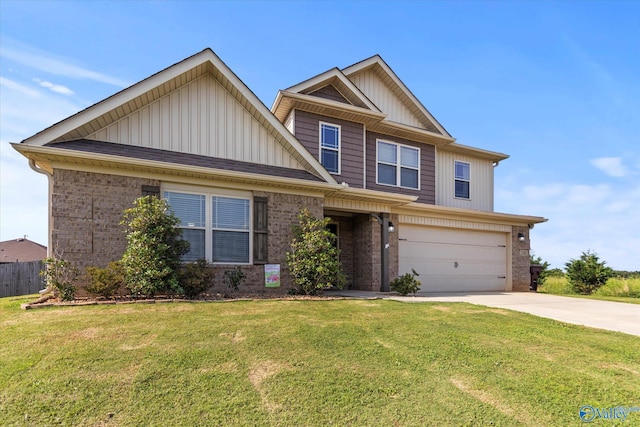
[341,55,452,138]
[18,48,337,184]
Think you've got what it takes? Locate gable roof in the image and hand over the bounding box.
[272,55,455,147]
[0,238,47,263]
[18,49,337,184]
[281,68,381,112]
[341,55,451,137]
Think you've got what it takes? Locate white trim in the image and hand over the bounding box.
[285,110,295,135]
[375,139,420,190]
[280,68,381,112]
[454,160,471,200]
[341,55,451,138]
[362,124,367,189]
[18,48,338,185]
[161,183,253,265]
[319,121,341,175]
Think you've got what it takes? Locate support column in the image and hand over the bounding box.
[380,212,390,292]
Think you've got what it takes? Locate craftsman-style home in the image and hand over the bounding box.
[13,49,546,293]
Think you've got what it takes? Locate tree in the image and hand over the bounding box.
[286,208,345,295]
[530,253,551,286]
[565,250,614,295]
[120,196,189,297]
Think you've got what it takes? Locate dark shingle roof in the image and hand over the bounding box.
[46,139,324,182]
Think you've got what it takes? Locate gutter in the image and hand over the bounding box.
[27,158,54,295]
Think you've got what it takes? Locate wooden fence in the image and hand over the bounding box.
[0,260,45,298]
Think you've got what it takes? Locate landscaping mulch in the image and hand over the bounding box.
[20,292,345,310]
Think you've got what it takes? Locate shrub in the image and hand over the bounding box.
[40,253,79,301]
[565,251,614,295]
[222,266,246,296]
[286,208,345,295]
[530,254,551,286]
[85,261,125,299]
[391,269,421,295]
[120,196,190,297]
[178,259,213,298]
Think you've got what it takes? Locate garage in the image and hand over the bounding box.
[398,225,507,292]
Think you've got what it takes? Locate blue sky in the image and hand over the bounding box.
[1,1,638,270]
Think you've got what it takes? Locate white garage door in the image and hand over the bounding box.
[399,225,507,292]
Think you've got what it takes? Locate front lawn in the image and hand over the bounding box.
[1,295,638,426]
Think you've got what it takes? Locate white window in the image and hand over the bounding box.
[164,190,250,264]
[454,161,470,199]
[320,122,340,174]
[376,140,420,189]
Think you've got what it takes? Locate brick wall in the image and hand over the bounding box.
[512,225,531,291]
[51,169,159,272]
[326,215,355,288]
[248,191,324,293]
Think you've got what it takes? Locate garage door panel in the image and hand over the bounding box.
[399,225,507,292]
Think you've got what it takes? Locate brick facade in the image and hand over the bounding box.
[51,169,160,271]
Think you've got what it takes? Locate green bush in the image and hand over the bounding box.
[84,261,125,299]
[391,269,421,295]
[120,196,190,297]
[40,254,79,301]
[530,254,551,286]
[286,208,345,295]
[222,266,246,296]
[178,259,213,298]
[565,251,614,295]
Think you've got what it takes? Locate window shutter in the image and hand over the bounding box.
[253,197,268,264]
[141,185,160,197]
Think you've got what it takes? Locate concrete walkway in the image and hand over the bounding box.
[326,290,640,337]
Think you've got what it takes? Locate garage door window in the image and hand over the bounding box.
[455,161,470,199]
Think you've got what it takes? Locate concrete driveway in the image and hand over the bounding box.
[327,290,640,337]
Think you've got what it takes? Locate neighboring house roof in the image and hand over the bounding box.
[16,48,337,184]
[0,238,47,263]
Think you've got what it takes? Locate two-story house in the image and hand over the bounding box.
[12,49,546,293]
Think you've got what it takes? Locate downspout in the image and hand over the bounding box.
[28,159,55,296]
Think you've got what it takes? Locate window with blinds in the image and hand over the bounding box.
[164,191,252,264]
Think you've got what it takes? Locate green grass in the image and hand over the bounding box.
[538,276,640,304]
[1,295,639,426]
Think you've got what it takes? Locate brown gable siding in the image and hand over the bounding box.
[308,85,351,104]
[294,110,365,188]
[366,131,435,204]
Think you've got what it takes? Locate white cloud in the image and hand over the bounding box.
[34,78,75,96]
[590,157,628,177]
[1,44,130,88]
[497,177,640,271]
[0,76,40,98]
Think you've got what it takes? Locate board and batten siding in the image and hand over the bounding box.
[87,74,304,170]
[436,150,494,211]
[349,69,426,129]
[294,110,365,188]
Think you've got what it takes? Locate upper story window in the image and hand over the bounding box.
[165,190,250,264]
[320,122,340,174]
[454,161,470,199]
[376,140,420,190]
